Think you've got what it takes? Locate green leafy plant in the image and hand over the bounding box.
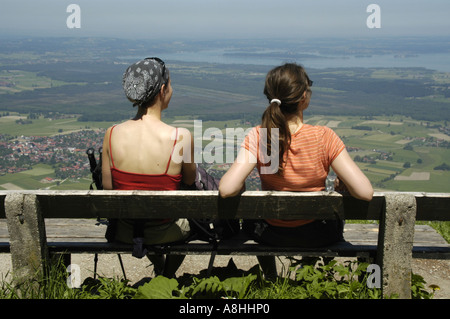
[134,276,181,299]
[411,273,440,299]
[0,257,437,300]
[292,259,380,299]
[247,259,381,299]
[134,274,257,299]
[188,274,257,299]
[80,276,136,299]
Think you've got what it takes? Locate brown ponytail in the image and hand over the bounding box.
[261,63,311,175]
[261,101,290,175]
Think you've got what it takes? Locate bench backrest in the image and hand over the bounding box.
[1,190,449,221]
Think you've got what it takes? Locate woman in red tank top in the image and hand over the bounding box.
[102,57,196,278]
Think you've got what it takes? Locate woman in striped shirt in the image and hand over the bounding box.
[219,63,373,278]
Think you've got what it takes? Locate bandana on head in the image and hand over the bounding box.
[122,57,169,107]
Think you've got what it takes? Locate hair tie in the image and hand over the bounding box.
[270,99,281,106]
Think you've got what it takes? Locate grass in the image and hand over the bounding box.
[0,257,439,300]
[418,221,450,243]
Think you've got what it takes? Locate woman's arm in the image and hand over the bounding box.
[101,127,113,190]
[331,149,374,201]
[219,147,257,198]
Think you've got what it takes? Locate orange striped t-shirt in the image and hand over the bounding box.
[243,124,345,227]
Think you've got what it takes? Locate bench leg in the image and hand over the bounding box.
[207,251,217,277]
[92,253,126,281]
[94,253,98,280]
[5,193,49,285]
[377,193,416,299]
[117,254,127,281]
[256,256,278,280]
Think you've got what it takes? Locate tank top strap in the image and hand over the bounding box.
[109,125,118,169]
[165,128,178,174]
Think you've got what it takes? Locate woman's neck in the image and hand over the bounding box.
[286,112,304,134]
[134,103,162,121]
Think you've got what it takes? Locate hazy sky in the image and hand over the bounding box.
[1,0,450,39]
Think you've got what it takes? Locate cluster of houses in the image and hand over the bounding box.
[0,130,105,178]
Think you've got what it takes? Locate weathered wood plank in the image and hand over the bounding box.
[6,190,350,219]
[1,190,449,220]
[0,190,384,219]
[43,219,106,242]
[0,220,8,239]
[2,219,447,250]
[415,193,450,221]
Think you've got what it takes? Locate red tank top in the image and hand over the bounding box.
[109,125,182,191]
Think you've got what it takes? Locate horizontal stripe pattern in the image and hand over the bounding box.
[243,124,345,227]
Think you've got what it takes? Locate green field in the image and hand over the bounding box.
[0,113,114,136]
[304,115,449,192]
[0,164,92,190]
[0,70,71,94]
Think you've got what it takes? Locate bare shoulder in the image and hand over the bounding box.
[169,126,190,141]
[176,127,192,138]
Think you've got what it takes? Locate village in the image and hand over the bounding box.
[0,129,104,179]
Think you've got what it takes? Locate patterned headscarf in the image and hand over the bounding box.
[122,57,169,107]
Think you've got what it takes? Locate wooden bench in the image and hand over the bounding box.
[0,190,449,299]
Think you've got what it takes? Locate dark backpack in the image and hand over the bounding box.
[182,164,240,243]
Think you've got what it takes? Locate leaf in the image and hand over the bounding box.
[222,274,257,298]
[191,276,224,297]
[134,276,181,299]
[321,260,337,272]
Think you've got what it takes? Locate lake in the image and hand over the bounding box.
[158,50,450,72]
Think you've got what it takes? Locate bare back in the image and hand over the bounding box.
[108,119,183,176]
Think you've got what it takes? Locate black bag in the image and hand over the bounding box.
[86,147,103,191]
[182,164,240,243]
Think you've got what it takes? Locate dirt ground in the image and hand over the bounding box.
[0,253,448,299]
